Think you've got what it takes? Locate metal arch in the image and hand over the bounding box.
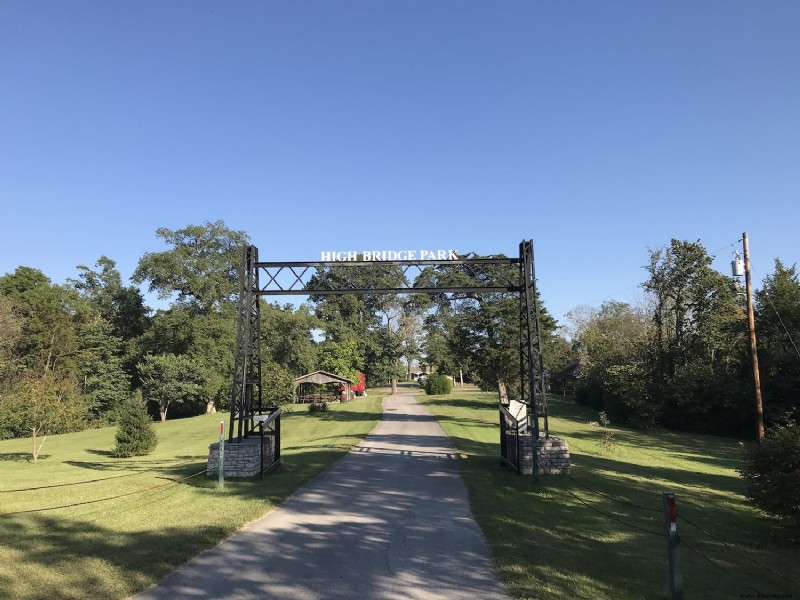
[229,243,549,474]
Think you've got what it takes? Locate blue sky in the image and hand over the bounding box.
[1,1,798,325]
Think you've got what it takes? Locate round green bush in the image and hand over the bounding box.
[113,393,158,457]
[425,373,453,395]
[741,425,800,528]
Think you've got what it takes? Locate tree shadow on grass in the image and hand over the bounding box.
[86,448,115,457]
[444,434,800,600]
[0,452,41,462]
[0,513,231,600]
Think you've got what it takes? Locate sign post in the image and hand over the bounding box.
[663,491,683,600]
[218,420,225,490]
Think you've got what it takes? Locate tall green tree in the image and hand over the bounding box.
[0,296,22,377]
[133,220,249,314]
[261,302,319,376]
[570,301,655,425]
[318,339,363,384]
[138,354,205,422]
[755,260,800,425]
[309,261,407,388]
[415,255,559,402]
[0,267,81,374]
[643,239,748,431]
[70,256,149,341]
[75,315,131,420]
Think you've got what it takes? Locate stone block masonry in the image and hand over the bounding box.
[207,434,276,478]
[517,435,570,476]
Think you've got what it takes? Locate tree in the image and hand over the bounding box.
[755,260,800,425]
[422,311,460,378]
[0,372,88,459]
[69,256,149,341]
[76,315,131,420]
[113,391,158,457]
[741,424,800,531]
[0,267,81,374]
[133,221,250,314]
[263,363,296,406]
[136,304,235,414]
[571,301,654,422]
[138,354,205,422]
[397,303,423,380]
[415,255,559,402]
[318,339,363,384]
[643,239,748,431]
[644,239,744,380]
[309,261,407,390]
[261,302,319,376]
[0,296,22,376]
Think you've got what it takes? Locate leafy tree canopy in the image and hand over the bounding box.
[133,220,249,314]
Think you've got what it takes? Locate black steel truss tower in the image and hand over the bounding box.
[519,240,549,440]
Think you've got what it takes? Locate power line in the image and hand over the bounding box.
[75,478,190,524]
[750,265,800,361]
[678,510,799,587]
[0,456,207,493]
[0,468,208,517]
[537,452,664,538]
[536,444,662,514]
[680,537,762,595]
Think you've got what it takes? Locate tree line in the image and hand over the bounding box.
[564,239,799,436]
[1,224,796,444]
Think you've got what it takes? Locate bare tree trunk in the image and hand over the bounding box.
[160,410,167,423]
[31,428,46,462]
[497,379,509,405]
[44,331,57,374]
[391,377,398,394]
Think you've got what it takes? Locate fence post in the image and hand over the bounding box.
[219,420,225,490]
[663,492,683,600]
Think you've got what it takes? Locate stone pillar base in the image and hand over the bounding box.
[517,435,570,475]
[207,435,276,478]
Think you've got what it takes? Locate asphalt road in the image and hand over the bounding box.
[132,392,510,600]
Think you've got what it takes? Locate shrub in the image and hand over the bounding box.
[741,425,800,529]
[113,392,158,457]
[308,402,329,414]
[425,374,453,395]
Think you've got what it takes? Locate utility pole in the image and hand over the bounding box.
[742,232,765,441]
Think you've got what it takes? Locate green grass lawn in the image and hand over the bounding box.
[417,391,800,600]
[0,395,384,600]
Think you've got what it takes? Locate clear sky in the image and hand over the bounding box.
[1,1,798,325]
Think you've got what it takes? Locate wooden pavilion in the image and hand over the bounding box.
[293,370,353,403]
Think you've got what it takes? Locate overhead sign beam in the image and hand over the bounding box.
[253,257,521,296]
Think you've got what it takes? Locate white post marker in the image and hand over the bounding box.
[218,420,225,490]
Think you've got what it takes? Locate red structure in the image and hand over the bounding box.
[342,372,366,396]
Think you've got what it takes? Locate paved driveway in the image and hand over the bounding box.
[133,392,510,600]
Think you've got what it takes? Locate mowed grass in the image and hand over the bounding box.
[0,395,384,600]
[417,391,800,600]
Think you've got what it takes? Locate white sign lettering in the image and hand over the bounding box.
[320,250,459,262]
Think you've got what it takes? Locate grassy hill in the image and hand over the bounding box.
[2,387,797,600]
[0,395,384,600]
[418,390,800,600]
